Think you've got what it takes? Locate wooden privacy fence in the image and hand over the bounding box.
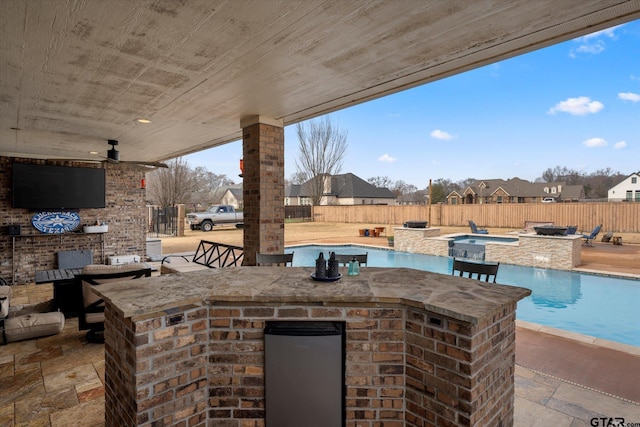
[312,203,640,233]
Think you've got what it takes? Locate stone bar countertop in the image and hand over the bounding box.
[94,267,531,324]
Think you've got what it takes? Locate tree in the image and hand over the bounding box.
[146,158,237,207]
[192,166,234,194]
[368,176,394,189]
[429,182,448,204]
[540,166,583,185]
[288,170,308,185]
[295,115,348,205]
[391,180,417,198]
[146,158,196,207]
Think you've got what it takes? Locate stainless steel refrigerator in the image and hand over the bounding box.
[265,321,345,427]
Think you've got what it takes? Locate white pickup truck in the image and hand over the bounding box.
[186,205,244,231]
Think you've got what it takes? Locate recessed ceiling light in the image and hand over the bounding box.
[89,151,99,155]
[136,118,152,124]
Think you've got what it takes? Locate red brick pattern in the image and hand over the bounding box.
[104,301,517,426]
[105,303,210,426]
[242,123,285,265]
[0,157,147,284]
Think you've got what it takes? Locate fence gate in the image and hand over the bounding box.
[285,205,312,221]
[148,206,179,237]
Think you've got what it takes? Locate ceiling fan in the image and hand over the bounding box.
[54,140,168,170]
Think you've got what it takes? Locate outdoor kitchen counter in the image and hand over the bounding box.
[93,266,531,323]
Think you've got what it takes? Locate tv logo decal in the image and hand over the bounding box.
[31,211,81,234]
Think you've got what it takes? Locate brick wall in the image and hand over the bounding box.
[242,121,285,265]
[105,301,517,426]
[104,302,210,426]
[1,157,148,284]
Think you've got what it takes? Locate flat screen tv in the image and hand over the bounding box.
[12,163,106,209]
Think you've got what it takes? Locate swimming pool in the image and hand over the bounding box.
[286,244,640,347]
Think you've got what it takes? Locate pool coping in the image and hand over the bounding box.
[571,267,640,280]
[516,320,640,356]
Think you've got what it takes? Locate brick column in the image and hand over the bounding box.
[241,116,285,265]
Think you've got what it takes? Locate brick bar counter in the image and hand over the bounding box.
[94,267,530,427]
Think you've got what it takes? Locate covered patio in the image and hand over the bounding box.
[2,1,639,426]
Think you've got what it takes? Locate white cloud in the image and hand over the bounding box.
[548,97,604,115]
[614,141,627,149]
[430,129,454,140]
[580,25,621,41]
[618,92,640,102]
[569,25,621,57]
[378,153,397,163]
[573,41,605,56]
[583,137,608,148]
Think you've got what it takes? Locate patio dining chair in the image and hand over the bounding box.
[451,258,499,283]
[256,252,294,266]
[334,253,368,267]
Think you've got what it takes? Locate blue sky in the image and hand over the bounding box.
[185,20,639,189]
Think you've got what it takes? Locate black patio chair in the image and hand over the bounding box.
[256,252,294,266]
[333,253,368,267]
[451,258,499,283]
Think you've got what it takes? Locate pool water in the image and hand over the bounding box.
[287,245,640,347]
[452,235,519,245]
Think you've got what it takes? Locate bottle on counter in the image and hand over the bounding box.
[348,256,360,276]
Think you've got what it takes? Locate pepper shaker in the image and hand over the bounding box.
[327,252,339,278]
[315,252,327,278]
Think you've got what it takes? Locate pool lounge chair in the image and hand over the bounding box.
[468,220,489,235]
[582,224,602,246]
[565,225,578,235]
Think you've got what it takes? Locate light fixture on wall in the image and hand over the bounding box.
[239,158,244,178]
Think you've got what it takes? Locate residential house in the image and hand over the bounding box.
[446,178,584,204]
[608,172,640,202]
[219,186,244,209]
[189,183,244,210]
[285,173,396,206]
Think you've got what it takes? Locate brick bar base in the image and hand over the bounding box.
[105,302,517,426]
